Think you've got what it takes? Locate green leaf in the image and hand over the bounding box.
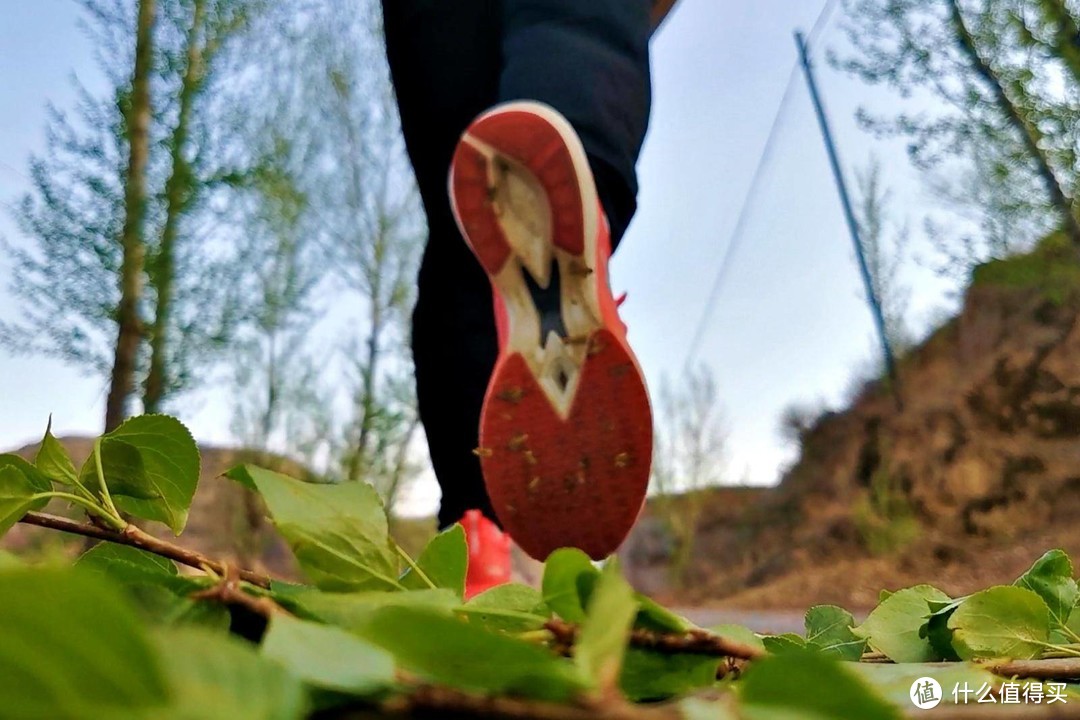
[225,464,258,491]
[401,524,466,597]
[1065,598,1080,642]
[761,633,807,654]
[353,605,589,701]
[852,585,950,662]
[805,605,866,660]
[924,605,962,662]
[847,663,1000,709]
[620,648,720,702]
[947,585,1051,660]
[541,547,600,623]
[0,454,53,490]
[635,594,692,633]
[711,624,766,655]
[0,567,170,718]
[35,417,78,485]
[77,540,179,581]
[85,415,200,534]
[575,560,638,690]
[457,583,551,632]
[0,463,49,536]
[261,614,394,696]
[232,466,399,591]
[75,544,221,629]
[740,650,899,720]
[1014,549,1079,629]
[156,627,306,720]
[271,582,457,631]
[80,438,159,500]
[927,596,966,614]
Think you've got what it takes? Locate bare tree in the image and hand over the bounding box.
[217,0,425,512]
[650,364,728,587]
[229,140,324,449]
[854,156,911,354]
[296,0,424,511]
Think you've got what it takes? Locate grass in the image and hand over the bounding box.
[853,454,919,557]
[971,231,1080,305]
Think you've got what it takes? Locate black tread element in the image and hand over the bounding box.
[522,258,568,345]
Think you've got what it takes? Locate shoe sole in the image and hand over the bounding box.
[449,101,652,561]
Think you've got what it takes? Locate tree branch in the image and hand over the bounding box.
[19,511,273,589]
[982,658,1080,681]
[544,618,766,661]
[191,563,288,617]
[380,684,677,720]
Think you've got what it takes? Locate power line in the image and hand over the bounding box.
[681,0,843,371]
[0,158,30,183]
[681,63,800,371]
[807,0,842,47]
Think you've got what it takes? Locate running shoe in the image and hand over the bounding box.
[449,101,653,561]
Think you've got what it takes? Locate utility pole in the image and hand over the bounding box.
[795,30,904,412]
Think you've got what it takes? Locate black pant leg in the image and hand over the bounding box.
[382,0,503,528]
[500,0,653,245]
[384,0,653,528]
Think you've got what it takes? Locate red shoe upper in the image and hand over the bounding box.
[462,509,512,599]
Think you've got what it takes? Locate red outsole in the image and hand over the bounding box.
[452,104,652,560]
[478,329,653,561]
[451,142,513,275]
[450,109,586,276]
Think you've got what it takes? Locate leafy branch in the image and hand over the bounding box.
[7,414,1080,719]
[19,511,273,589]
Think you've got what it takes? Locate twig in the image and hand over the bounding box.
[983,658,1080,681]
[860,651,892,663]
[19,511,273,589]
[380,684,677,720]
[191,564,289,618]
[544,619,766,661]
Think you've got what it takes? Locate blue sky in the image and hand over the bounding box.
[0,0,956,514]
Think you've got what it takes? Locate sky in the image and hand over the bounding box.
[0,0,957,515]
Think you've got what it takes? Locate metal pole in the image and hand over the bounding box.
[795,31,904,411]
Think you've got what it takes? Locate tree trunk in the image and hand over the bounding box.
[948,0,1080,248]
[144,0,206,414]
[104,0,156,432]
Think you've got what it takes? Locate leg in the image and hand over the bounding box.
[446,0,653,559]
[381,0,502,528]
[500,0,652,245]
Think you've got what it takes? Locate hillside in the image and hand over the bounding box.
[664,235,1080,609]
